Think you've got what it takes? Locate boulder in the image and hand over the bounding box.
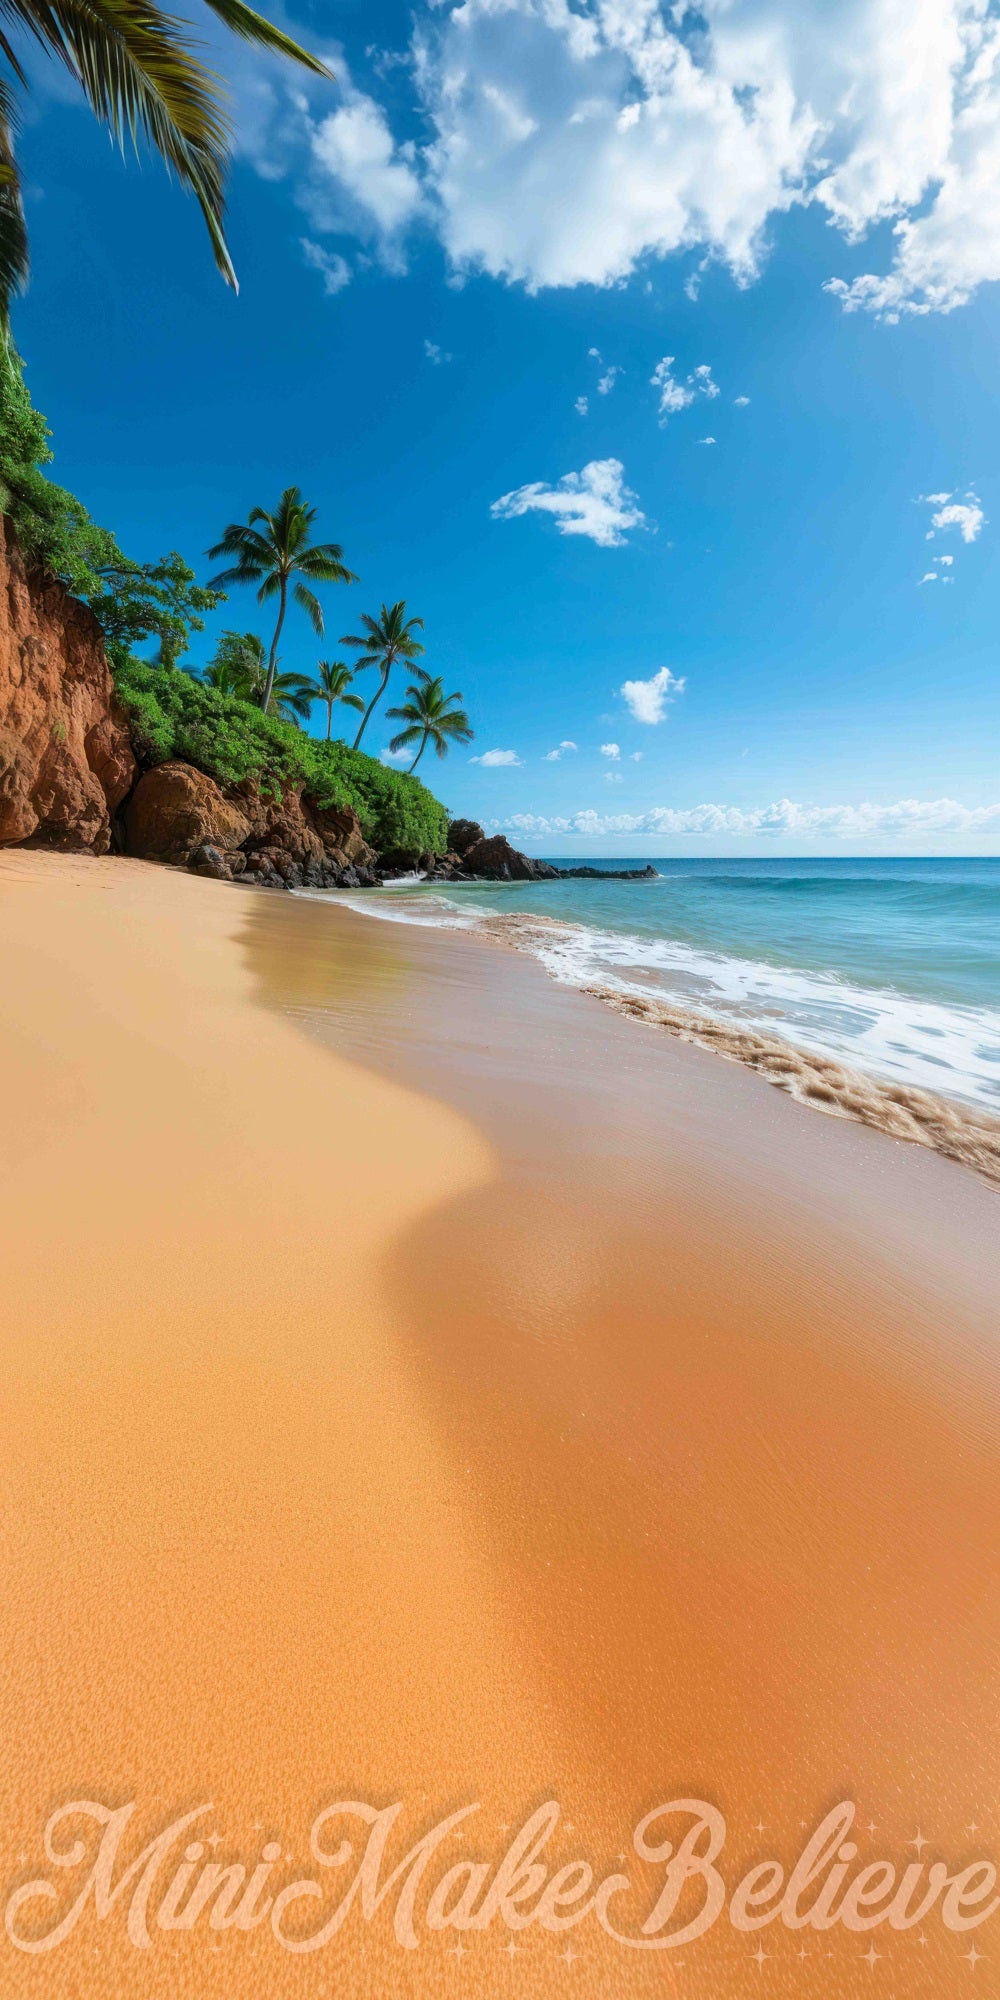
[309,799,369,864]
[446,818,485,857]
[189,842,233,882]
[462,835,544,881]
[0,515,135,852]
[124,762,251,866]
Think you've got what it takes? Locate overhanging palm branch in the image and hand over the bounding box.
[0,0,332,312]
[208,487,357,714]
[387,675,472,773]
[341,600,425,749]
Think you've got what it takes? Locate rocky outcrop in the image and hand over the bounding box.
[446,818,485,856]
[123,761,378,889]
[421,833,657,887]
[457,836,559,882]
[0,515,135,852]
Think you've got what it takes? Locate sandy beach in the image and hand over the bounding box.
[1,851,998,1998]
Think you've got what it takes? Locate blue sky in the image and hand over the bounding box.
[12,0,1000,852]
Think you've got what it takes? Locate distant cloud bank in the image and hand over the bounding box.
[501,799,1000,840]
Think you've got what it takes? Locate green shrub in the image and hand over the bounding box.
[113,658,448,855]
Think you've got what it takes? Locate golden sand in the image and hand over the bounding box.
[1,854,999,1999]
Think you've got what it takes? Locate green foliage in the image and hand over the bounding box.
[0,346,452,858]
[113,657,449,854]
[89,552,224,671]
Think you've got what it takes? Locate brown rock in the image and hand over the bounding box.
[446,818,485,856]
[309,798,369,863]
[228,785,375,873]
[124,762,251,866]
[0,515,135,853]
[462,834,540,881]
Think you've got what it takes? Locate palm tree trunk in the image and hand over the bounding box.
[353,664,389,749]
[261,576,287,715]
[326,701,333,741]
[408,732,429,774]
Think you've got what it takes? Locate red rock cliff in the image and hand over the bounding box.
[0,515,135,853]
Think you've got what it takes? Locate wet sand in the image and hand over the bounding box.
[1,855,999,1997]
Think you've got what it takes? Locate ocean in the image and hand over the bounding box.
[333,856,1000,1116]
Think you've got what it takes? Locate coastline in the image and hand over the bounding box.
[2,852,999,1998]
[327,888,1000,1189]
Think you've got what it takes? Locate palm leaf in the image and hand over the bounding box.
[199,0,332,76]
[293,579,324,634]
[22,0,236,284]
[0,83,27,303]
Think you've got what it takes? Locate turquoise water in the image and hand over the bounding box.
[336,858,1000,1112]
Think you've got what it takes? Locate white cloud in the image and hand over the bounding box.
[597,365,622,395]
[605,771,623,783]
[381,744,412,762]
[630,751,643,761]
[545,740,579,759]
[651,357,719,423]
[300,239,352,295]
[227,3,1000,324]
[415,0,1000,316]
[734,395,751,407]
[927,496,985,543]
[620,665,686,725]
[918,571,939,584]
[490,459,645,547]
[310,91,422,243]
[600,742,620,758]
[698,436,717,445]
[424,339,452,364]
[501,799,1000,840]
[575,395,589,416]
[651,360,695,419]
[470,749,523,766]
[938,554,954,565]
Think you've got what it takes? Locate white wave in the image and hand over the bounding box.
[522,922,1000,1112]
[315,887,1000,1113]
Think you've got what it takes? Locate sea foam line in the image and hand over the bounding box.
[321,891,1000,1187]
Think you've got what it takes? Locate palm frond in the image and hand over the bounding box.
[206,561,266,591]
[198,0,332,77]
[0,82,28,305]
[24,0,237,285]
[293,579,324,634]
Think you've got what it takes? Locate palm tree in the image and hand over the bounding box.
[207,488,357,717]
[342,601,425,750]
[201,629,266,698]
[0,0,331,315]
[387,677,473,774]
[308,660,365,740]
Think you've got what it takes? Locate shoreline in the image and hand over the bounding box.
[315,888,1000,1190]
[2,851,999,1998]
